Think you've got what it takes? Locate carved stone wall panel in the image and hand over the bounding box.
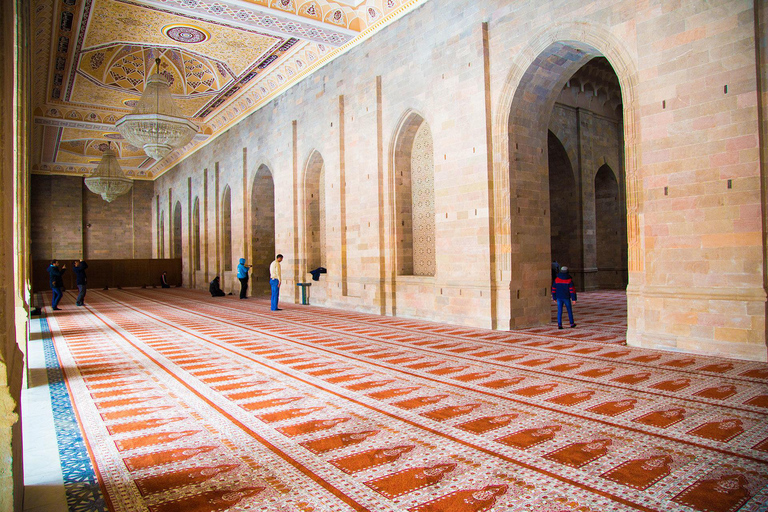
[410,121,434,277]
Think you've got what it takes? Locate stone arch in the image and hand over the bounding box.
[193,197,201,271]
[392,110,435,277]
[221,185,232,271]
[492,22,640,328]
[548,131,579,277]
[251,164,275,293]
[172,201,182,259]
[303,150,325,271]
[595,164,627,289]
[548,123,579,181]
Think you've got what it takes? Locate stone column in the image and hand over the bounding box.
[1,0,28,510]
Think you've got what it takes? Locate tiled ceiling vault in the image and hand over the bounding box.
[32,0,424,179]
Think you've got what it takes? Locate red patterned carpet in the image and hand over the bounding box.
[44,288,768,511]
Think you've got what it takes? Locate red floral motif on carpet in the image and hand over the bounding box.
[43,288,768,511]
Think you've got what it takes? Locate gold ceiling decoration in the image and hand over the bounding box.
[78,45,232,96]
[161,24,211,44]
[31,0,427,179]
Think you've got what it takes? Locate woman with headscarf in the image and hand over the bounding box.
[237,258,251,299]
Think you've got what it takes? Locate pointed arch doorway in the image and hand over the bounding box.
[496,34,638,333]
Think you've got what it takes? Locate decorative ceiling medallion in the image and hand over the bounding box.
[162,24,210,44]
[123,99,139,108]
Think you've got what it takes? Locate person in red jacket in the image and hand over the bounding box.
[552,266,577,329]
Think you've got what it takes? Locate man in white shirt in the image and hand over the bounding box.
[269,254,283,311]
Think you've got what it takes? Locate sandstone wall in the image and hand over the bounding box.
[31,175,154,261]
[157,0,767,361]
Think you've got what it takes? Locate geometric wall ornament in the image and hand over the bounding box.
[411,121,435,277]
[79,45,233,97]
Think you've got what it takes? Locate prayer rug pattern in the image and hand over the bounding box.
[45,289,768,511]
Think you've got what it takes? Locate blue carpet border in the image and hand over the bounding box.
[39,314,108,512]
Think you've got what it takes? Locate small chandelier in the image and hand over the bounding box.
[84,143,133,202]
[115,57,198,161]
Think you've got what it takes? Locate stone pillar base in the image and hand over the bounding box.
[627,285,767,362]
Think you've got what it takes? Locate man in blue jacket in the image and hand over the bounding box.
[47,260,66,310]
[551,265,577,329]
[237,258,251,299]
[72,259,88,306]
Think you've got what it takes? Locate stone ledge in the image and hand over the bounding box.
[628,285,766,303]
[628,330,768,362]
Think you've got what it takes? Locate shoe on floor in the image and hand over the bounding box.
[52,307,61,311]
[570,324,576,328]
[272,308,282,311]
[558,325,563,329]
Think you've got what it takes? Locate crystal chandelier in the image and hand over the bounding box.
[115,57,198,161]
[84,144,133,202]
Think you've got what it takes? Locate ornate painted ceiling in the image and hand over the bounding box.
[32,0,425,179]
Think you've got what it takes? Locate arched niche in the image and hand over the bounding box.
[251,164,275,292]
[393,111,435,277]
[193,197,201,271]
[548,131,580,279]
[172,201,182,259]
[221,186,232,271]
[595,164,627,288]
[304,151,325,271]
[159,212,165,259]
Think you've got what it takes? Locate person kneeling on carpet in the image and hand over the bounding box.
[209,276,226,297]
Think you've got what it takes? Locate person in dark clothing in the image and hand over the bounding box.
[551,260,560,283]
[209,276,226,297]
[161,271,171,288]
[73,259,88,306]
[236,258,251,299]
[551,265,577,329]
[47,260,66,310]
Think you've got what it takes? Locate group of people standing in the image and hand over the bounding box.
[47,254,287,312]
[47,259,88,310]
[49,255,573,325]
[210,254,284,311]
